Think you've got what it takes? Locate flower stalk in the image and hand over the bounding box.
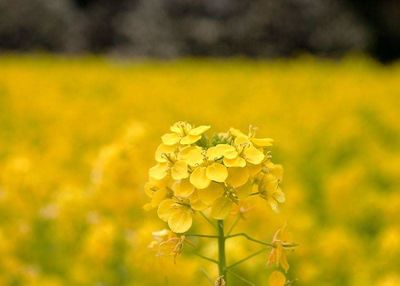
[217,220,227,284]
[146,122,297,285]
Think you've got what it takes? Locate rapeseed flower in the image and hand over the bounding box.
[145,121,285,233]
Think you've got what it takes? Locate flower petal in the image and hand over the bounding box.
[155,144,176,162]
[206,163,228,182]
[206,144,236,160]
[267,162,284,181]
[161,133,181,146]
[157,199,175,222]
[210,196,233,219]
[151,188,169,207]
[273,188,286,203]
[149,163,169,180]
[223,156,246,168]
[243,145,265,165]
[229,128,247,138]
[251,137,274,147]
[189,125,210,136]
[226,167,249,188]
[268,271,286,286]
[178,146,204,166]
[189,191,209,211]
[171,160,188,180]
[168,207,192,233]
[173,179,194,197]
[190,167,211,189]
[198,182,224,205]
[180,134,201,145]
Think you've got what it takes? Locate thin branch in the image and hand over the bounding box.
[225,233,274,247]
[249,192,261,196]
[186,234,218,239]
[199,212,217,230]
[226,233,298,248]
[226,215,241,236]
[227,248,267,270]
[226,269,256,286]
[192,252,219,264]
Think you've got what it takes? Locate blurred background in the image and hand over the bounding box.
[0,1,400,286]
[0,0,400,62]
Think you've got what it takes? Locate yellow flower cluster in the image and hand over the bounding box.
[145,121,284,233]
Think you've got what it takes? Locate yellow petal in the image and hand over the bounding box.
[236,182,253,199]
[144,182,155,197]
[171,160,188,180]
[170,122,183,134]
[234,135,249,146]
[206,144,236,160]
[229,128,247,138]
[161,133,181,146]
[189,191,209,211]
[223,156,246,168]
[178,146,204,166]
[206,146,224,161]
[157,199,175,222]
[180,134,201,145]
[248,164,263,176]
[173,179,194,197]
[250,137,274,147]
[243,145,265,165]
[149,163,169,180]
[223,146,238,159]
[280,253,289,273]
[198,182,224,205]
[273,188,285,203]
[267,163,284,181]
[190,167,211,189]
[206,163,228,182]
[189,125,210,136]
[268,197,280,212]
[210,197,233,219]
[168,207,192,233]
[170,121,191,135]
[155,144,176,162]
[268,271,286,286]
[151,188,169,207]
[226,167,249,188]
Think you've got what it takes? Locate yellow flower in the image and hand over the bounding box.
[146,122,284,234]
[222,127,272,167]
[178,145,204,166]
[157,199,193,233]
[189,163,228,189]
[149,159,189,181]
[256,163,285,212]
[267,224,293,273]
[143,179,173,210]
[162,121,210,145]
[268,271,286,286]
[148,229,185,260]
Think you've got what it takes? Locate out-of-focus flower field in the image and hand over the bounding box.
[0,55,399,286]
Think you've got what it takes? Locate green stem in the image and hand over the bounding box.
[225,233,274,247]
[185,234,218,238]
[192,252,219,264]
[227,248,267,270]
[217,220,227,284]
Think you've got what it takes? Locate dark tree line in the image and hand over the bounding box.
[0,0,399,62]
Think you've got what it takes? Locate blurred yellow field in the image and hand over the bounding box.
[0,55,399,286]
